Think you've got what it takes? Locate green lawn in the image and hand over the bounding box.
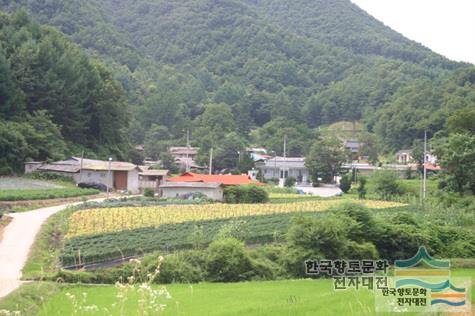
[1,269,469,315]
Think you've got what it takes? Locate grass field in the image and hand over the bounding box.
[0,177,98,201]
[66,200,405,238]
[5,268,470,316]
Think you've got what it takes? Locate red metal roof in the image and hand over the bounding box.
[168,172,261,185]
[424,163,442,171]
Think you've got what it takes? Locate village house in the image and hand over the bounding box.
[169,146,199,159]
[161,172,260,200]
[161,182,224,201]
[256,157,310,185]
[25,157,142,193]
[396,149,413,164]
[396,149,438,165]
[138,166,169,192]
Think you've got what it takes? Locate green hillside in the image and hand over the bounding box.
[0,0,473,170]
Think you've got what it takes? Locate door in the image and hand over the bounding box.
[114,171,128,190]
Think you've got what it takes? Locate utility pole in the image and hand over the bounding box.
[283,134,287,158]
[79,150,84,183]
[107,157,112,199]
[185,129,190,172]
[423,130,427,199]
[209,148,213,175]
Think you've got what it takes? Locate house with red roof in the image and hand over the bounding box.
[161,172,262,200]
[167,172,261,186]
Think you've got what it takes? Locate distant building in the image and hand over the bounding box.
[396,149,413,164]
[396,149,437,165]
[169,147,199,159]
[138,166,169,192]
[344,139,364,153]
[160,182,224,201]
[174,157,207,172]
[256,157,309,185]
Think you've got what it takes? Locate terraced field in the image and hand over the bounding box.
[66,200,405,238]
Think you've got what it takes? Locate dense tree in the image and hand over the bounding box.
[252,117,315,157]
[0,11,130,172]
[305,136,348,184]
[435,133,475,195]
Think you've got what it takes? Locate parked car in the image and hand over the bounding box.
[78,182,108,192]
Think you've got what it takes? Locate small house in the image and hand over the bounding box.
[29,157,141,193]
[138,166,168,192]
[396,149,413,164]
[256,157,310,185]
[160,182,224,201]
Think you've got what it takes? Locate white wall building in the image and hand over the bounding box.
[256,157,310,184]
[160,182,224,201]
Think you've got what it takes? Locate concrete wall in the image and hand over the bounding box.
[161,187,224,201]
[77,170,112,188]
[24,163,44,174]
[127,169,140,194]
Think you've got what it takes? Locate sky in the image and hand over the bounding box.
[351,0,475,64]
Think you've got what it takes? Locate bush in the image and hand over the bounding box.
[286,215,352,259]
[345,241,379,259]
[205,238,252,282]
[371,170,404,200]
[224,185,268,203]
[143,187,155,197]
[357,176,367,199]
[157,253,205,283]
[339,173,352,193]
[284,177,296,187]
[331,202,378,243]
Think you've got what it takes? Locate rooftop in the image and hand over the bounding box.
[38,157,137,172]
[161,181,222,189]
[168,172,260,186]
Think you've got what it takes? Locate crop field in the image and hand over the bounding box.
[0,177,64,190]
[66,200,405,238]
[0,177,99,201]
[61,211,334,265]
[0,188,99,201]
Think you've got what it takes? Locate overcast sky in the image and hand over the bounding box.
[351,0,475,64]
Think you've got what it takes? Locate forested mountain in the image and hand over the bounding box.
[0,0,474,172]
[0,11,129,173]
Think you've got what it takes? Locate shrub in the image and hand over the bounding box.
[331,202,378,243]
[371,170,404,200]
[357,176,367,199]
[157,253,205,283]
[143,187,155,197]
[205,238,252,282]
[345,241,378,259]
[339,173,352,193]
[284,177,296,187]
[286,215,352,259]
[223,185,268,203]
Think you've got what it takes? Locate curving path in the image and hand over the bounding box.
[0,198,105,299]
